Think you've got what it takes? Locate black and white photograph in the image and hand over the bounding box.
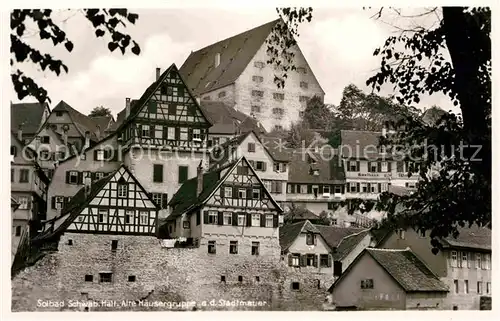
[5,3,493,313]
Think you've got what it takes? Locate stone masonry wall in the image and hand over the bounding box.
[12,233,327,311]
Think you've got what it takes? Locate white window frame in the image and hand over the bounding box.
[464,280,469,294]
[451,251,458,267]
[98,209,108,223]
[193,128,201,141]
[265,215,273,227]
[238,189,246,199]
[237,214,246,226]
[167,127,175,140]
[252,189,260,199]
[291,254,300,266]
[18,196,29,210]
[323,186,330,194]
[95,172,104,180]
[55,196,64,209]
[125,210,134,224]
[180,127,188,140]
[141,124,150,137]
[208,211,218,225]
[477,281,483,294]
[476,253,482,269]
[224,187,232,198]
[251,214,260,227]
[117,183,128,198]
[139,211,147,225]
[223,212,232,225]
[96,150,104,161]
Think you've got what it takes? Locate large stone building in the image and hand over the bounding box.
[179,19,325,131]
[377,225,492,310]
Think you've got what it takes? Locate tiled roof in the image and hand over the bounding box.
[208,132,251,170]
[288,150,344,184]
[366,248,449,292]
[442,225,491,251]
[340,130,383,159]
[199,101,265,135]
[52,101,100,142]
[333,229,371,261]
[11,102,47,135]
[284,207,320,222]
[89,115,115,132]
[179,19,280,96]
[279,220,320,252]
[314,225,365,250]
[260,136,292,162]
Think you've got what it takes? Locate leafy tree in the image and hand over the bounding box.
[286,121,317,148]
[11,9,141,104]
[89,106,112,118]
[303,95,333,130]
[273,7,491,252]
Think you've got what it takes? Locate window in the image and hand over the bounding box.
[486,282,491,294]
[252,189,260,199]
[274,125,283,131]
[255,276,260,282]
[348,161,358,172]
[178,166,188,184]
[483,253,491,270]
[218,91,226,98]
[41,136,50,144]
[251,105,261,113]
[291,282,300,290]
[230,241,238,254]
[361,279,374,289]
[20,169,29,183]
[461,252,468,268]
[99,273,112,283]
[272,107,284,116]
[180,127,188,140]
[193,129,201,140]
[96,150,104,161]
[251,214,260,226]
[208,241,216,254]
[397,229,405,240]
[224,187,232,198]
[85,275,93,282]
[251,90,264,98]
[237,214,246,226]
[248,142,256,152]
[183,221,190,229]
[265,215,273,227]
[255,161,265,171]
[11,169,14,182]
[99,209,108,223]
[273,93,285,101]
[223,212,232,225]
[238,276,243,283]
[254,61,264,68]
[464,280,469,293]
[252,242,260,256]
[476,253,482,268]
[167,127,175,140]
[140,212,148,225]
[140,124,150,137]
[451,251,458,267]
[67,239,73,245]
[299,96,309,103]
[238,189,246,199]
[221,276,226,283]
[95,172,104,180]
[320,254,329,267]
[477,281,483,294]
[128,275,136,282]
[252,75,264,83]
[454,280,459,293]
[297,67,307,74]
[125,211,133,224]
[290,254,300,266]
[208,211,218,224]
[118,183,128,198]
[15,226,21,236]
[300,81,308,89]
[369,162,378,172]
[306,233,316,245]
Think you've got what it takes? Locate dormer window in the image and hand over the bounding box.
[55,111,63,117]
[306,233,316,245]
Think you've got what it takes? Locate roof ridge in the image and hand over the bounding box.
[367,247,410,252]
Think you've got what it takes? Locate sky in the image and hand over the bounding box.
[10,7,458,119]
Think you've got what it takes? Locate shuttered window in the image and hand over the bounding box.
[178,166,188,184]
[153,164,163,183]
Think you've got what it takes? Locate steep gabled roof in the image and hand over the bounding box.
[279,220,321,252]
[314,225,365,250]
[329,248,449,293]
[90,115,115,132]
[179,19,280,96]
[260,136,292,162]
[284,207,320,223]
[114,64,212,134]
[52,101,100,142]
[167,156,283,220]
[11,102,48,135]
[332,229,371,261]
[199,101,265,135]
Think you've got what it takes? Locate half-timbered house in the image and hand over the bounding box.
[165,156,283,256]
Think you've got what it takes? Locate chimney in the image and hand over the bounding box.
[215,53,221,68]
[125,98,131,118]
[196,161,204,197]
[17,124,23,142]
[84,175,92,197]
[156,67,161,81]
[84,131,90,150]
